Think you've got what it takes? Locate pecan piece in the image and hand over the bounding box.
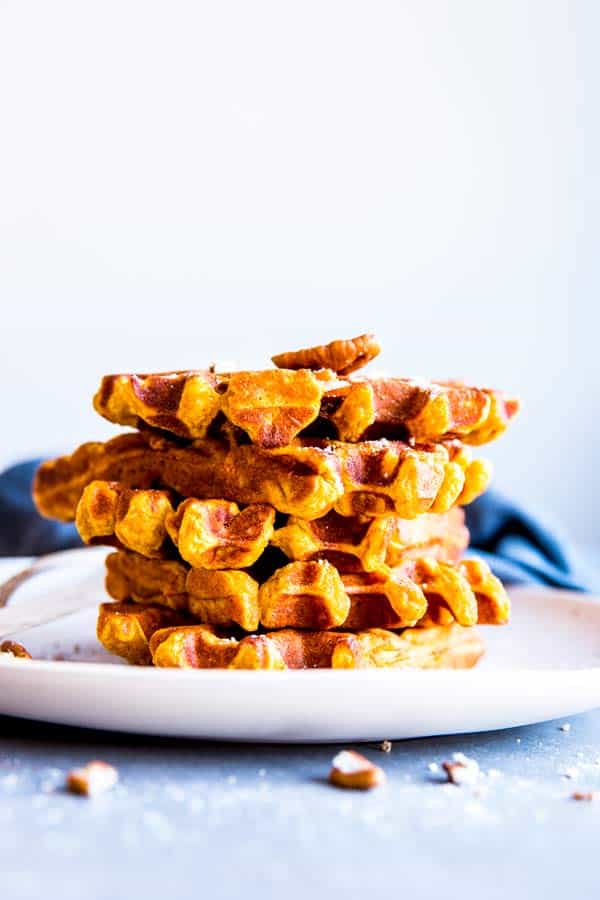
[571,791,597,802]
[272,334,380,376]
[328,750,386,790]
[442,752,480,785]
[66,760,119,796]
[0,640,31,659]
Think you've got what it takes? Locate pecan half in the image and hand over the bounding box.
[272,334,380,376]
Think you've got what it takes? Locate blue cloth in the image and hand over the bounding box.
[0,460,82,557]
[0,459,595,592]
[463,490,598,592]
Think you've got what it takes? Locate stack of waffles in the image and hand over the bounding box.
[33,334,519,670]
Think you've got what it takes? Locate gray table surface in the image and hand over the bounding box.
[2,711,600,900]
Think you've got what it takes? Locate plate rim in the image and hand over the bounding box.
[2,654,600,681]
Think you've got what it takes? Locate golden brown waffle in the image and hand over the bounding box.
[105,551,190,608]
[166,498,275,569]
[104,552,261,630]
[259,557,509,629]
[76,481,276,567]
[328,379,519,447]
[185,568,261,631]
[33,432,340,522]
[272,507,469,572]
[76,481,175,557]
[34,432,490,523]
[93,366,519,447]
[221,369,333,447]
[96,601,484,669]
[76,479,467,570]
[416,558,512,627]
[331,439,491,517]
[151,622,485,669]
[105,551,510,631]
[96,601,191,665]
[93,368,337,447]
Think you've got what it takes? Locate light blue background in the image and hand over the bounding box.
[0,1,596,544]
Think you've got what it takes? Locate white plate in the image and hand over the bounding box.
[1,550,600,742]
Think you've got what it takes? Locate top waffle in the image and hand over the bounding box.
[93,334,519,448]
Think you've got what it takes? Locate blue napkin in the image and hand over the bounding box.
[0,460,82,557]
[0,459,595,592]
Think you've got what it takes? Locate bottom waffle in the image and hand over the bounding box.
[97,602,484,670]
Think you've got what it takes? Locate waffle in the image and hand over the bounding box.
[272,507,469,572]
[105,551,189,608]
[328,379,519,446]
[96,601,191,666]
[93,368,519,448]
[166,498,275,569]
[76,479,467,572]
[76,481,175,558]
[33,432,340,522]
[105,550,510,631]
[96,601,484,669]
[76,481,276,567]
[34,431,490,523]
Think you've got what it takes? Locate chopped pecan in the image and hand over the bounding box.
[66,760,119,796]
[571,791,597,802]
[0,640,31,659]
[442,752,480,785]
[328,750,386,790]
